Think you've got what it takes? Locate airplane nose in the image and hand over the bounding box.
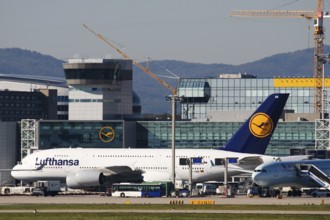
[252,172,264,186]
[252,172,259,182]
[11,164,20,179]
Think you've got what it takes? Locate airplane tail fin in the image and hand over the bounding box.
[222,93,289,154]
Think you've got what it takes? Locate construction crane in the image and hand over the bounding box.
[83,24,177,95]
[83,24,179,185]
[231,0,326,113]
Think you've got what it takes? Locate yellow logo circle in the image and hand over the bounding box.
[99,126,115,142]
[249,113,273,138]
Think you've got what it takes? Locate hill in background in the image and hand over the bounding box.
[0,47,329,113]
[0,48,64,78]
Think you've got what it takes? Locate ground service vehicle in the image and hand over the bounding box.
[195,183,217,195]
[0,186,34,195]
[32,180,60,196]
[310,189,330,197]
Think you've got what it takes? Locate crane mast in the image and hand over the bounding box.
[231,0,325,113]
[314,0,324,114]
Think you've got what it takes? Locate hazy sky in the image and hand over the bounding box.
[1,0,327,65]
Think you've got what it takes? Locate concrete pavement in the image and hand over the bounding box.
[0,194,329,205]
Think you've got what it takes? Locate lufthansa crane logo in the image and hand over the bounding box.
[99,126,115,143]
[249,113,273,138]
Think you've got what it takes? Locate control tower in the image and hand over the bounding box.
[63,58,133,120]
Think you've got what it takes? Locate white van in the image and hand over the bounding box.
[195,183,216,195]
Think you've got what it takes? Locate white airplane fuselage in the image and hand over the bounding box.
[12,148,277,183]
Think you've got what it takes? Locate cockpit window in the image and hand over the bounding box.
[254,169,267,173]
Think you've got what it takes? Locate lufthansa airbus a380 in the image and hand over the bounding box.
[12,93,302,189]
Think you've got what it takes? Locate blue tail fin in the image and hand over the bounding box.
[222,93,289,154]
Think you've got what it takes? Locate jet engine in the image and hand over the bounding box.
[66,171,104,189]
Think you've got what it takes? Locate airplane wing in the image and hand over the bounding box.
[279,155,311,161]
[100,166,144,182]
[236,155,310,170]
[238,156,264,166]
[101,166,142,175]
[226,156,264,172]
[226,155,311,173]
[238,154,311,166]
[227,167,254,174]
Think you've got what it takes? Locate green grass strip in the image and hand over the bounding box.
[0,213,328,220]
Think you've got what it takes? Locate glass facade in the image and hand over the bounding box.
[136,121,315,156]
[64,68,132,81]
[37,119,315,156]
[178,78,315,120]
[39,121,124,149]
[178,81,210,102]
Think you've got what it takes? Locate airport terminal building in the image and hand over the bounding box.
[0,60,328,184]
[35,72,322,158]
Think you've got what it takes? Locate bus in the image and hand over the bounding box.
[112,183,164,198]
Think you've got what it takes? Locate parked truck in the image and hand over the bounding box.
[32,181,60,197]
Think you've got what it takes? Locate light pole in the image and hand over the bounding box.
[165,94,183,186]
[223,157,238,197]
[171,96,176,186]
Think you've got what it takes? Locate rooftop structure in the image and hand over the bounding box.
[63,59,135,120]
[0,74,68,120]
